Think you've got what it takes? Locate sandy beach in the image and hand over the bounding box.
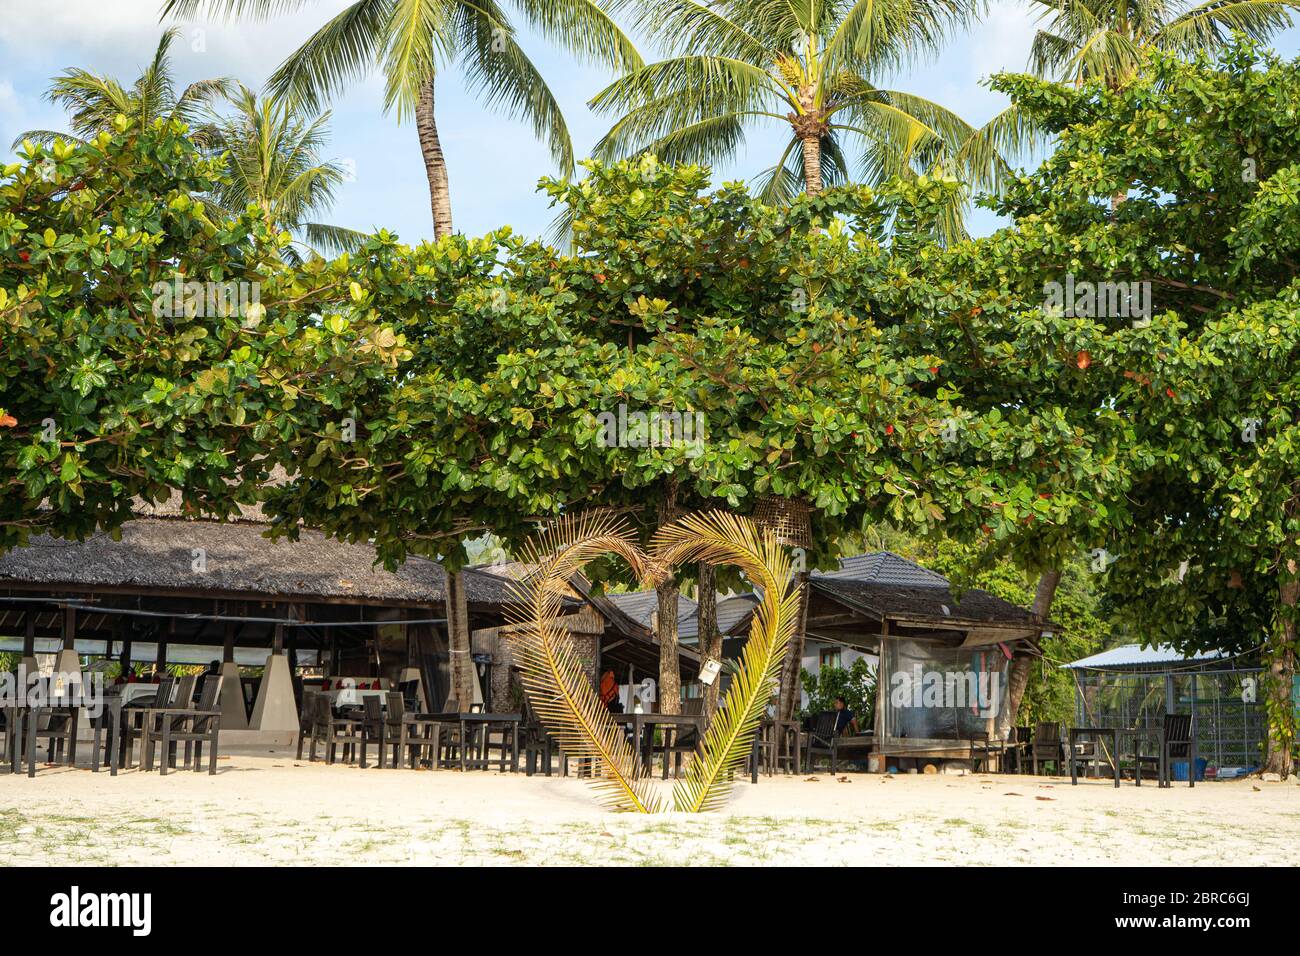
[2,748,1298,866]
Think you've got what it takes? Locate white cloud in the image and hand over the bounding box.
[0,0,359,89]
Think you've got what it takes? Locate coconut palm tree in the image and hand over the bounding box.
[203,85,369,259]
[589,0,1030,241]
[162,0,643,239]
[13,28,232,148]
[1029,0,1297,87]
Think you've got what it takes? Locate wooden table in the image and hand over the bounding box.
[419,712,521,772]
[1067,726,1121,787]
[613,713,705,775]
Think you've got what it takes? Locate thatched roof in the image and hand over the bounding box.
[0,518,519,607]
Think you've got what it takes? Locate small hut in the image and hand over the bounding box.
[1061,644,1267,775]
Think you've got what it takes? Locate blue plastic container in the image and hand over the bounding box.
[1171,757,1208,782]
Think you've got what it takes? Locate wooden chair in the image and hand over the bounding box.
[297,690,320,760]
[117,677,172,770]
[142,675,198,771]
[0,704,22,775]
[385,692,432,768]
[1129,713,1196,788]
[967,730,1007,773]
[1030,721,1066,775]
[23,686,79,776]
[314,693,361,765]
[1003,726,1033,773]
[158,676,223,775]
[804,711,842,772]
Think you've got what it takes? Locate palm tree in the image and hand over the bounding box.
[14,28,232,148]
[204,85,369,259]
[1029,0,1297,87]
[589,0,1030,241]
[162,0,643,239]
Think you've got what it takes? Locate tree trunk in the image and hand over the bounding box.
[416,78,453,239]
[800,136,823,197]
[655,483,681,714]
[445,569,476,709]
[778,572,811,721]
[1005,568,1061,731]
[1264,576,1298,778]
[697,562,722,719]
[656,580,681,715]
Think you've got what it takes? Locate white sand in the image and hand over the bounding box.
[2,749,1297,865]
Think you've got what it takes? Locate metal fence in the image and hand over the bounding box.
[1069,662,1266,771]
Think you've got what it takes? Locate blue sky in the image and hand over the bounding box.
[2,1,1297,245]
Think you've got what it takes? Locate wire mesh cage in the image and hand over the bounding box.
[751,495,811,549]
[1069,658,1265,773]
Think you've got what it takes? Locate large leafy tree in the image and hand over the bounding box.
[163,0,642,238]
[13,28,232,149]
[1029,0,1297,86]
[909,42,1300,771]
[589,0,1030,242]
[0,117,401,552]
[203,84,369,259]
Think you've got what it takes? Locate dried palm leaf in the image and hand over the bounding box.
[652,511,801,813]
[505,511,662,813]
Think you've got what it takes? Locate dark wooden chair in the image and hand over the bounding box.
[1130,713,1196,788]
[314,693,361,765]
[297,690,320,760]
[1029,721,1066,775]
[358,694,390,768]
[157,676,224,775]
[23,683,79,776]
[141,675,198,771]
[0,703,22,775]
[1003,726,1033,773]
[967,730,1007,773]
[804,711,843,772]
[427,697,466,769]
[117,677,172,770]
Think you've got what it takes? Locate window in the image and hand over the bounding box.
[819,646,842,670]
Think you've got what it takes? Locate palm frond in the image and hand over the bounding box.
[265,0,393,114]
[459,7,575,175]
[1158,0,1296,54]
[507,511,662,813]
[651,511,800,814]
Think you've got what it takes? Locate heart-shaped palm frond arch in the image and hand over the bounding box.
[505,508,801,813]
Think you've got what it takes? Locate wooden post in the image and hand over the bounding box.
[223,621,236,664]
[62,605,76,651]
[23,613,35,657]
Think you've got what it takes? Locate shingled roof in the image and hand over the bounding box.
[0,518,519,606]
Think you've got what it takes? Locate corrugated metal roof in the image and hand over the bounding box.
[680,594,760,643]
[1062,644,1229,670]
[812,552,949,587]
[603,590,697,630]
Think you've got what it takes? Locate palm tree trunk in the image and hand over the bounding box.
[416,78,453,239]
[1264,575,1298,778]
[697,562,722,719]
[800,135,823,197]
[1006,569,1061,730]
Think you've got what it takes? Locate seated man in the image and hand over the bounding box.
[831,696,859,735]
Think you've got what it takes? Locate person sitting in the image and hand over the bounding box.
[599,670,624,714]
[831,696,859,735]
